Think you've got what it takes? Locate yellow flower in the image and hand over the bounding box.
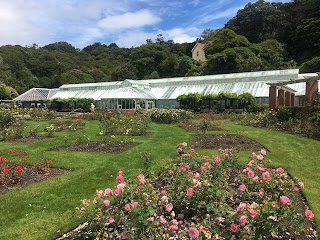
[111,135,116,138]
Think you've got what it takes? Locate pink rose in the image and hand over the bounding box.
[124,203,131,211]
[147,217,154,222]
[262,171,270,180]
[114,188,121,196]
[187,188,193,197]
[171,219,178,225]
[170,224,179,230]
[305,210,314,220]
[132,202,139,208]
[280,196,290,205]
[103,200,110,206]
[250,192,258,197]
[248,170,255,178]
[256,166,265,171]
[276,168,284,174]
[238,184,246,192]
[260,149,267,155]
[137,174,145,184]
[237,202,247,213]
[239,215,247,226]
[250,209,257,218]
[257,154,264,161]
[165,203,173,212]
[189,227,199,239]
[159,216,167,224]
[117,183,126,190]
[215,155,221,163]
[247,160,254,166]
[231,223,238,232]
[204,162,210,167]
[293,187,299,192]
[104,188,113,196]
[180,167,187,172]
[299,182,304,188]
[116,175,125,183]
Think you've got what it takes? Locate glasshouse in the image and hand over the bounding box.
[13,69,319,110]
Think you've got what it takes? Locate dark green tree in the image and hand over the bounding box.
[225,0,285,43]
[42,42,78,53]
[110,63,137,81]
[300,57,320,73]
[159,55,179,77]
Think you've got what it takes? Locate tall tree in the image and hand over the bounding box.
[225,0,285,43]
[42,42,78,53]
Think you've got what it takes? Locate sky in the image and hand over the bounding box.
[0,0,291,49]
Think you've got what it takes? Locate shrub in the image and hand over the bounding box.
[0,122,25,140]
[240,110,278,127]
[48,98,94,112]
[29,109,57,120]
[99,112,150,136]
[0,111,15,130]
[46,118,86,132]
[80,145,314,239]
[148,109,193,124]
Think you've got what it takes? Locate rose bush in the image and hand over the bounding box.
[99,112,150,136]
[81,144,315,239]
[0,149,54,185]
[148,109,193,124]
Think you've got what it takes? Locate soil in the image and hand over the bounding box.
[179,123,222,132]
[56,141,139,154]
[192,134,266,152]
[1,136,50,143]
[0,166,69,195]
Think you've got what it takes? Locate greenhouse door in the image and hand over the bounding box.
[147,101,154,109]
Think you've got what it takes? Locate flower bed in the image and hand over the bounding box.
[192,134,266,152]
[99,112,150,136]
[0,149,67,195]
[57,141,139,154]
[148,109,193,124]
[75,144,316,239]
[178,118,222,133]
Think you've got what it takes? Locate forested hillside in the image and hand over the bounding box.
[225,0,320,66]
[0,0,319,98]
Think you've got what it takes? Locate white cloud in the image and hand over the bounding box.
[98,9,161,32]
[0,0,138,47]
[159,28,199,44]
[114,30,154,47]
[0,1,43,46]
[199,6,243,24]
[114,27,199,48]
[0,0,256,48]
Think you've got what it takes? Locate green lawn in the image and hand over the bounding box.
[0,120,319,239]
